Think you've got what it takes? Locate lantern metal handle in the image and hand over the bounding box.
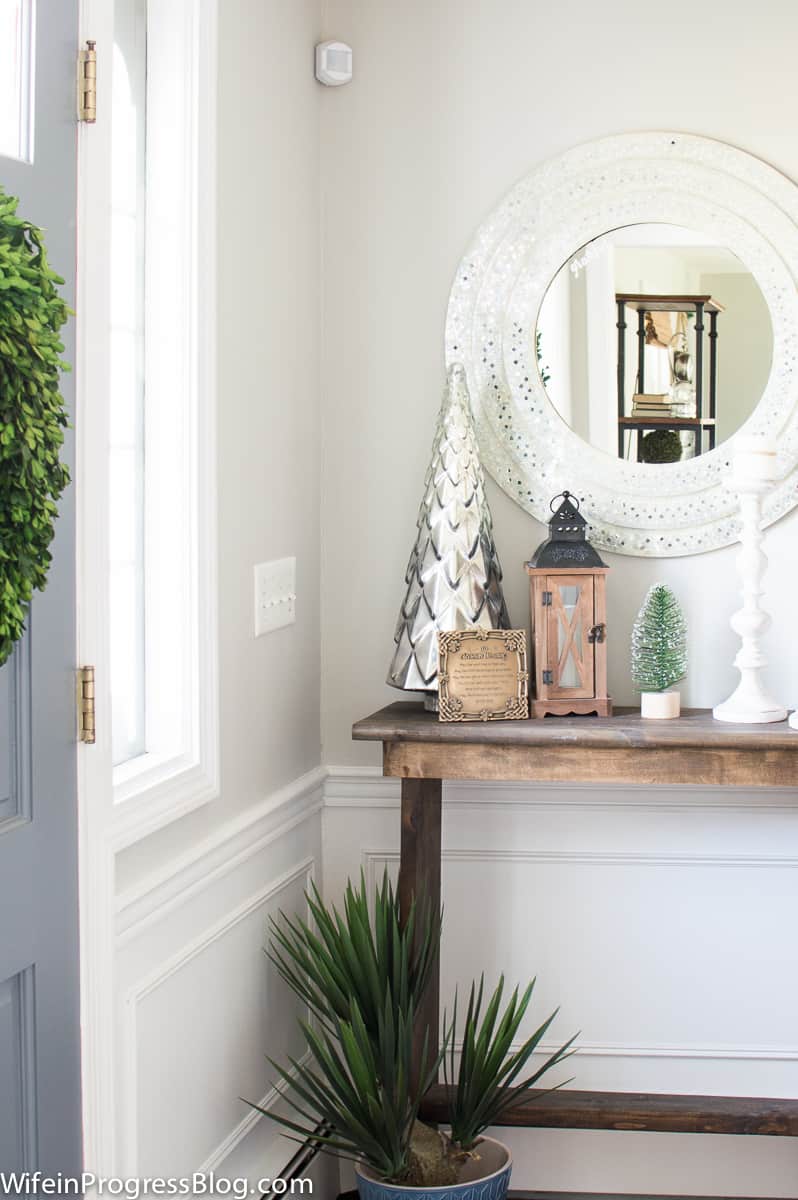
[549,489,580,512]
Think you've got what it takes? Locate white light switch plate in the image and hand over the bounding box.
[254,557,296,637]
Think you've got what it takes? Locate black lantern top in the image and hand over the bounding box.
[526,491,607,569]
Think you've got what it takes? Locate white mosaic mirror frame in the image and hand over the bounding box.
[445,132,798,556]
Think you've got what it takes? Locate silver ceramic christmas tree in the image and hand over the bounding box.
[387,364,510,709]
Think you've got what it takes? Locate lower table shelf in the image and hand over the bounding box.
[333,1087,793,1199]
[418,1086,798,1136]
[330,1088,795,1200]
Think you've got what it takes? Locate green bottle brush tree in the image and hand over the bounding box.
[631,583,687,718]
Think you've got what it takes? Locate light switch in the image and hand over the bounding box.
[254,557,296,637]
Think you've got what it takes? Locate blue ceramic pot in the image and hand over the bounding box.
[354,1136,512,1200]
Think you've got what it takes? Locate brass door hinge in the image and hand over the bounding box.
[78,40,97,123]
[78,666,96,744]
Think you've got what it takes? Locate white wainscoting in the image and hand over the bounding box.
[111,767,324,1181]
[324,767,798,1198]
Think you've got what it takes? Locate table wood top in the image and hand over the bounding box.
[353,702,798,752]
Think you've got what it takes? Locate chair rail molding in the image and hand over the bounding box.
[116,764,325,941]
[323,765,798,811]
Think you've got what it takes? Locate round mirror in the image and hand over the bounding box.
[446,133,798,556]
[536,224,774,465]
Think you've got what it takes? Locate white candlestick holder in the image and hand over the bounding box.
[713,478,787,724]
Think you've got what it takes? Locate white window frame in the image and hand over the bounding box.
[77,0,219,1170]
[0,0,36,163]
[78,0,219,850]
[110,0,219,842]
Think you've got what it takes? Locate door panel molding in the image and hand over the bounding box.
[0,966,38,1171]
[0,635,33,833]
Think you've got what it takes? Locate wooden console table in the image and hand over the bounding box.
[351,703,798,1195]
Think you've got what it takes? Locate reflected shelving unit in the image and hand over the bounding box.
[616,293,723,461]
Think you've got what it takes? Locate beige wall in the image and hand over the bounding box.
[211,0,322,803]
[107,0,798,1185]
[118,0,323,888]
[110,1,328,1181]
[703,270,773,444]
[320,0,798,766]
[319,6,798,1191]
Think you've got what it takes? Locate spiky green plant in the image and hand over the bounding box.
[536,330,551,387]
[252,872,443,1182]
[267,872,440,1043]
[444,975,577,1150]
[252,874,578,1188]
[631,583,687,693]
[254,991,442,1181]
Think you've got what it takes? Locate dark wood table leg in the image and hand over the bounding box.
[397,776,442,1090]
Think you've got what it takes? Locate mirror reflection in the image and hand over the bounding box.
[536,224,773,462]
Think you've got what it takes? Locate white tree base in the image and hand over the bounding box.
[641,691,681,720]
[789,710,798,730]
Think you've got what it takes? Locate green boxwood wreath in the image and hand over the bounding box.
[0,186,70,666]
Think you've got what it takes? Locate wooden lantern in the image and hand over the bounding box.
[525,491,612,718]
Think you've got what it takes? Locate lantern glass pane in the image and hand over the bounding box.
[558,584,582,688]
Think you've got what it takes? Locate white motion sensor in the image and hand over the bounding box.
[315,41,353,86]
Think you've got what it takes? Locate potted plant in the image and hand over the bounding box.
[251,873,576,1197]
[631,583,688,718]
[640,428,683,464]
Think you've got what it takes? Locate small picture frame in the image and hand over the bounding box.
[437,629,529,722]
